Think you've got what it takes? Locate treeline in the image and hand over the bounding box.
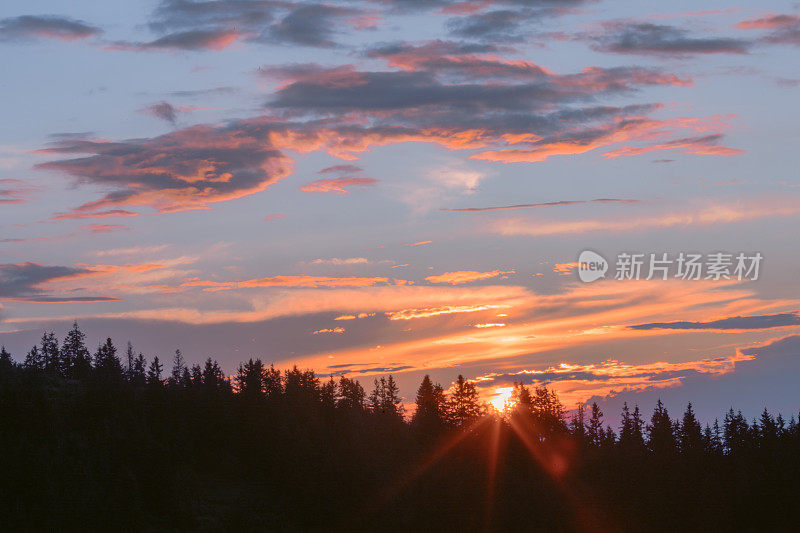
[1,324,800,531]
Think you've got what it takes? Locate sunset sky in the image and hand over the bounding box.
[2,0,800,422]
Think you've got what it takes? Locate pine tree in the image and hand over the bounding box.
[264,364,282,398]
[320,376,337,409]
[190,364,202,385]
[446,375,481,427]
[131,353,147,387]
[369,375,403,419]
[570,402,587,442]
[147,356,163,386]
[619,402,634,444]
[236,358,265,395]
[647,399,676,455]
[61,322,90,379]
[337,376,365,410]
[723,408,749,454]
[24,345,43,371]
[679,402,703,453]
[760,408,779,446]
[587,402,604,447]
[201,358,227,391]
[40,331,60,375]
[511,382,533,415]
[170,349,187,388]
[125,342,135,382]
[0,345,13,375]
[411,375,446,431]
[94,338,123,383]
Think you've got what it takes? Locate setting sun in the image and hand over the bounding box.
[490,386,515,412]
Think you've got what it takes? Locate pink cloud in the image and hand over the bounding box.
[299,177,377,195]
[80,224,130,234]
[426,270,513,284]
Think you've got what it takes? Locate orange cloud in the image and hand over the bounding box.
[425,270,513,284]
[386,304,511,320]
[471,352,756,407]
[553,262,579,275]
[80,223,130,234]
[737,14,800,29]
[313,327,345,335]
[182,275,397,291]
[470,114,736,163]
[602,134,744,159]
[299,177,377,195]
[491,198,800,236]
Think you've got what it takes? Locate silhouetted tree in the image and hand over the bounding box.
[337,376,365,410]
[320,376,337,409]
[619,402,644,451]
[723,408,749,454]
[369,375,404,420]
[201,358,229,392]
[170,349,187,388]
[124,342,135,382]
[94,338,124,384]
[131,353,147,387]
[190,363,202,385]
[24,345,43,371]
[0,346,13,379]
[236,358,265,396]
[411,375,447,432]
[446,375,481,427]
[679,403,703,453]
[570,402,587,443]
[147,356,163,387]
[510,382,533,414]
[587,402,604,447]
[61,322,90,379]
[40,331,60,375]
[264,364,282,399]
[648,399,676,455]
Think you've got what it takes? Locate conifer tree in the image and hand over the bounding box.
[648,399,676,455]
[94,338,123,383]
[131,353,147,387]
[40,331,60,375]
[570,402,587,442]
[337,376,366,410]
[236,358,265,395]
[125,342,135,382]
[679,402,703,453]
[320,376,337,409]
[446,375,481,427]
[0,346,13,375]
[61,322,90,379]
[24,345,43,371]
[411,375,446,430]
[587,402,604,447]
[369,375,403,419]
[264,364,282,398]
[147,356,163,386]
[170,349,187,388]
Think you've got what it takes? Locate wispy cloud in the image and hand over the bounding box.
[441,198,638,212]
[630,312,800,331]
[426,270,512,284]
[0,15,102,43]
[492,199,800,236]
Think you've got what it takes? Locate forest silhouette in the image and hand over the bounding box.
[1,323,799,531]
